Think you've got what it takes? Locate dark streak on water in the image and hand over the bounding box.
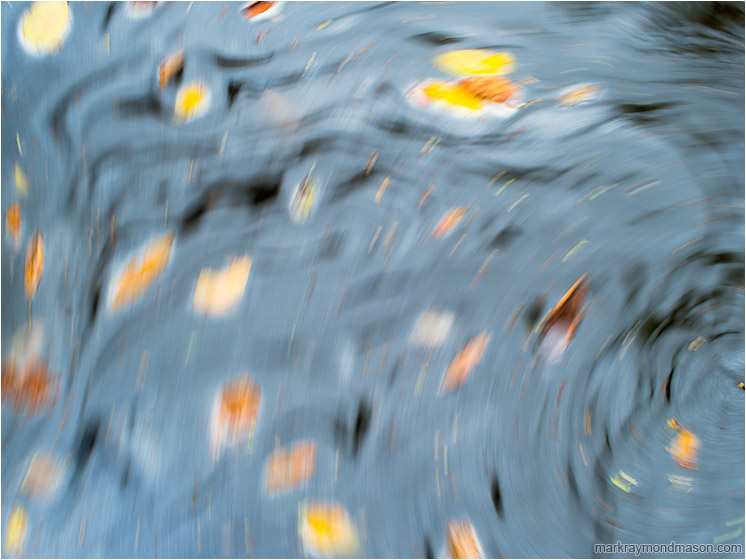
[1,1,745,558]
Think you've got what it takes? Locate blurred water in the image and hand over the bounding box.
[1,2,744,558]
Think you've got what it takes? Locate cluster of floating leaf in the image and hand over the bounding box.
[407,49,523,118]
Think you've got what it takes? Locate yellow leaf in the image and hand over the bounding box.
[110,233,174,312]
[193,256,251,316]
[422,82,484,111]
[14,165,28,197]
[299,501,359,558]
[175,81,211,122]
[446,519,484,559]
[4,507,27,556]
[19,1,71,56]
[1,358,58,415]
[434,49,516,77]
[25,230,44,300]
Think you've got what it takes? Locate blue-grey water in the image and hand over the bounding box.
[2,2,744,558]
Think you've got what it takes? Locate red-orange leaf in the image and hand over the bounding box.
[210,375,261,454]
[7,202,21,248]
[441,332,490,393]
[242,1,275,19]
[668,427,699,470]
[1,358,58,415]
[433,207,469,238]
[25,230,43,300]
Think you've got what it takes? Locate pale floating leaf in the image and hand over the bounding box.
[21,453,65,501]
[14,165,28,196]
[265,440,317,495]
[410,310,455,348]
[558,84,601,107]
[193,256,251,317]
[18,1,71,56]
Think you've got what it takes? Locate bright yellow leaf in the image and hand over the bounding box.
[299,501,359,558]
[422,82,484,111]
[434,49,516,77]
[175,81,211,122]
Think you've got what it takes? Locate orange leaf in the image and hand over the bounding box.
[441,332,490,393]
[24,230,43,300]
[159,49,184,90]
[669,428,699,470]
[433,206,469,238]
[1,358,58,415]
[110,233,174,312]
[210,375,261,453]
[242,1,276,19]
[265,440,317,495]
[458,76,519,104]
[538,274,589,361]
[193,256,251,316]
[446,519,484,559]
[7,202,21,248]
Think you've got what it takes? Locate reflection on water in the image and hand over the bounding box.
[1,1,744,557]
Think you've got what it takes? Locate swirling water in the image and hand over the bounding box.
[1,2,744,558]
